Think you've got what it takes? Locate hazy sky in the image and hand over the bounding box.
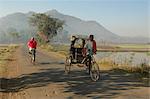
[0,0,149,37]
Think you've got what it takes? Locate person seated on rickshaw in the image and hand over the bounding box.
[70,36,76,60]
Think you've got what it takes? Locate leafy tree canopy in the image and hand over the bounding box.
[29,13,64,42]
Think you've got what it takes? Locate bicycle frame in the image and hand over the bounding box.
[30,49,36,63]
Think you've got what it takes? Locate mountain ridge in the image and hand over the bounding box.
[0,9,148,43]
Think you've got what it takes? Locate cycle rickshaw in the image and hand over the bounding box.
[65,35,100,81]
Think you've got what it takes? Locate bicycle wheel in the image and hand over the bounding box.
[65,56,72,73]
[31,50,35,64]
[32,53,35,63]
[90,62,100,81]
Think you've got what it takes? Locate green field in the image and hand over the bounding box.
[116,44,150,49]
[40,44,69,55]
[97,44,150,52]
[41,43,150,53]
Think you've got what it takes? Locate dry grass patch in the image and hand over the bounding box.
[0,45,18,74]
[98,57,150,77]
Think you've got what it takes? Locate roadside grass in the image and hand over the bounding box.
[98,58,150,78]
[147,52,150,56]
[0,45,18,74]
[39,44,69,56]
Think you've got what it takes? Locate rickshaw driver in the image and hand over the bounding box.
[85,35,97,56]
[84,35,97,71]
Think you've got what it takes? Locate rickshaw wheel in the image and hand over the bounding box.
[90,62,100,81]
[65,56,72,74]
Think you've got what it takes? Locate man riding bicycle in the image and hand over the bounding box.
[85,35,97,55]
[27,37,37,62]
[27,37,37,53]
[83,35,97,73]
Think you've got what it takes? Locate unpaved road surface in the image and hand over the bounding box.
[0,46,149,99]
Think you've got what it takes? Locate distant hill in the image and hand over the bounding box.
[45,10,120,42]
[0,9,148,43]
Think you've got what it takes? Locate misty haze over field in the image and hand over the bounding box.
[0,10,149,44]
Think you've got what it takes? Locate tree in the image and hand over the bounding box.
[7,27,20,43]
[29,13,64,43]
[9,32,20,43]
[9,32,20,38]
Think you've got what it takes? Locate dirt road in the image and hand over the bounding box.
[0,46,149,99]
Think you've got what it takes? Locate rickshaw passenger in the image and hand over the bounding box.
[70,36,76,59]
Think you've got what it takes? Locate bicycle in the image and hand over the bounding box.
[29,48,36,64]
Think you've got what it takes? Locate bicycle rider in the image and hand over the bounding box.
[27,37,37,54]
[84,35,97,73]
